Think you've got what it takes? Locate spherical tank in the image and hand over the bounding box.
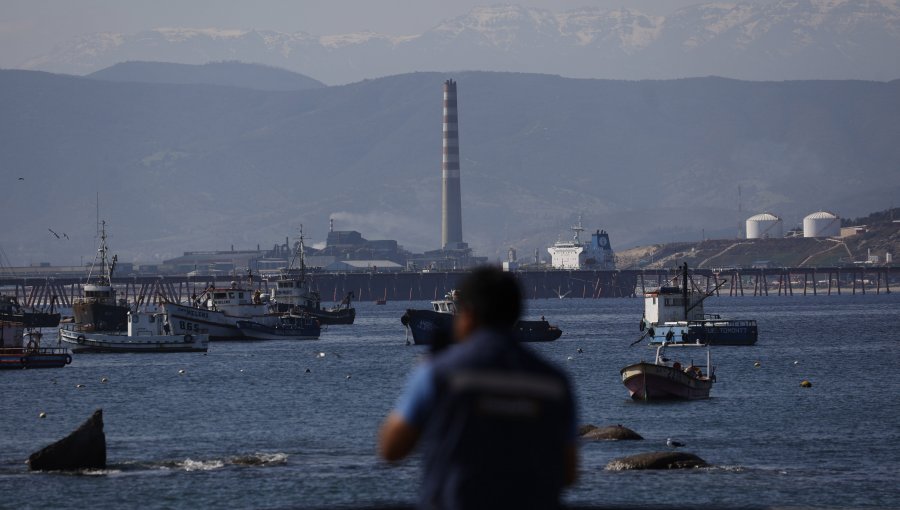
[746,212,783,239]
[803,211,840,238]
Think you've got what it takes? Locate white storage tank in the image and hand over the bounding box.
[803,211,840,238]
[746,212,783,239]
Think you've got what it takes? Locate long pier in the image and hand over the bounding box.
[1,267,896,308]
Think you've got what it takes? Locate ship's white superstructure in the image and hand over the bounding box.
[547,219,615,270]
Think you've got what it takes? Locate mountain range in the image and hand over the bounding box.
[1,64,898,266]
[18,0,900,84]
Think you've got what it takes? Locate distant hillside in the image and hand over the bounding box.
[88,61,324,91]
[618,209,900,269]
[0,70,898,265]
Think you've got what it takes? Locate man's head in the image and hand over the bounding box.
[453,266,523,340]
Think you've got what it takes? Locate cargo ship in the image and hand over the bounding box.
[547,217,615,270]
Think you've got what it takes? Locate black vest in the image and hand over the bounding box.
[420,330,574,510]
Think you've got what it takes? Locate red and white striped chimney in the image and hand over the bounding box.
[442,79,463,250]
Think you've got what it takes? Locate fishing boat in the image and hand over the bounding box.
[269,228,356,324]
[400,291,562,345]
[59,310,208,353]
[640,263,758,346]
[620,341,715,401]
[73,221,129,332]
[236,314,321,340]
[0,295,61,328]
[1,321,71,369]
[161,280,273,340]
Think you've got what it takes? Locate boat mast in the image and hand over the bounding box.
[571,215,585,244]
[682,262,689,320]
[286,225,306,282]
[87,220,115,286]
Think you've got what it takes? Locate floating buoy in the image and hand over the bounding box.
[793,361,799,365]
[800,380,812,388]
[39,412,47,419]
[100,377,108,383]
[317,352,326,358]
[346,374,352,380]
[753,361,761,368]
[567,356,574,362]
[178,369,186,375]
[75,384,85,388]
[239,369,244,373]
[305,368,311,373]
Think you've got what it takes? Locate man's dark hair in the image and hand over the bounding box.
[456,266,522,329]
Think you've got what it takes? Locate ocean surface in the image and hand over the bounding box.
[2,294,899,509]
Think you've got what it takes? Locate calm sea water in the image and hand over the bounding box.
[2,294,899,509]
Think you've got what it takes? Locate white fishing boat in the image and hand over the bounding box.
[161,281,274,340]
[59,310,208,353]
[640,263,758,346]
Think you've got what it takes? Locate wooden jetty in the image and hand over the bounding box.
[0,267,895,306]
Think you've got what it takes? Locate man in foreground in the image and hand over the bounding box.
[379,266,578,509]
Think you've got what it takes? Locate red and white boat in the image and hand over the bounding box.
[1,322,71,369]
[621,342,715,401]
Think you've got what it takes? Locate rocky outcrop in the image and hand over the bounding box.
[28,409,106,471]
[579,424,643,441]
[606,451,708,470]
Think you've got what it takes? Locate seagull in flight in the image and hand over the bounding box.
[48,228,60,239]
[63,233,69,240]
[667,438,685,448]
[17,177,24,181]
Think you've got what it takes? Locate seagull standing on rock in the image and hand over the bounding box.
[667,438,685,448]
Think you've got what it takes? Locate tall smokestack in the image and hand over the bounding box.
[442,79,463,249]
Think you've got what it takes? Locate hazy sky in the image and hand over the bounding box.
[0,0,777,68]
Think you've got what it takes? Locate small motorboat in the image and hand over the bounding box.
[236,314,321,340]
[620,341,715,401]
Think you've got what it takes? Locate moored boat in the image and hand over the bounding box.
[1,322,71,369]
[269,228,356,325]
[640,263,757,346]
[73,221,129,332]
[621,342,715,401]
[236,314,321,340]
[162,280,274,340]
[0,295,61,328]
[400,291,562,345]
[59,310,208,353]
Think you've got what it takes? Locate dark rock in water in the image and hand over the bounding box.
[606,451,708,470]
[579,424,643,441]
[28,409,106,471]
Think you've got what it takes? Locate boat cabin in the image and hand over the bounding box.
[82,284,116,301]
[644,286,705,323]
[432,300,457,314]
[201,283,267,311]
[128,312,168,336]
